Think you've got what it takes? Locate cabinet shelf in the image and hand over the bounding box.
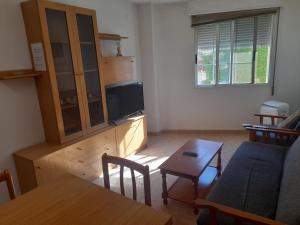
[51,41,69,45]
[56,71,73,76]
[80,42,94,45]
[88,98,101,104]
[0,69,41,80]
[62,99,100,109]
[84,69,97,73]
[61,104,78,110]
[98,33,128,41]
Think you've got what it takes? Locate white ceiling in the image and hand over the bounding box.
[131,0,187,3]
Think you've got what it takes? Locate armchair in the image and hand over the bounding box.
[243,114,300,146]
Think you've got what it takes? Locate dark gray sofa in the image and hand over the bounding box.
[197,137,300,225]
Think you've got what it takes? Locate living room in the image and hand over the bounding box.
[0,0,299,225]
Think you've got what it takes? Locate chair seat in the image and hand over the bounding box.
[197,142,287,225]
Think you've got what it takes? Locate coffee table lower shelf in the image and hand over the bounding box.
[167,166,218,205]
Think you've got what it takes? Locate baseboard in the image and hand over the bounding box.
[148,130,247,136]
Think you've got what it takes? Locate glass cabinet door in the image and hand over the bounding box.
[45,9,83,136]
[75,13,105,128]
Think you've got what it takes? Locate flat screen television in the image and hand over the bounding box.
[106,82,144,122]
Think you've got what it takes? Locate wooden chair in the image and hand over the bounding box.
[195,199,287,225]
[102,153,151,206]
[0,169,16,200]
[243,114,300,146]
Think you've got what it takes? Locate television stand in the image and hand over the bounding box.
[110,112,144,126]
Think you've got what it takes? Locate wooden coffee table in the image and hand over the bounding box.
[159,139,223,214]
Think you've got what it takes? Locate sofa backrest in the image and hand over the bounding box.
[276,137,300,225]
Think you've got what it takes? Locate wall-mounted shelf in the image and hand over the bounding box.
[0,69,41,80]
[102,56,136,85]
[98,33,128,41]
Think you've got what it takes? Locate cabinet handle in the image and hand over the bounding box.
[77,147,83,151]
[105,147,110,151]
[78,160,85,163]
[35,166,41,170]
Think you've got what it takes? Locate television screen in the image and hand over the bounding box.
[106,82,144,122]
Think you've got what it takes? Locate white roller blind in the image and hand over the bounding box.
[194,13,276,86]
[195,23,217,51]
[195,14,274,53]
[235,17,255,49]
[257,14,273,46]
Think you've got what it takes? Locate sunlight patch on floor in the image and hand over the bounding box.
[99,154,169,179]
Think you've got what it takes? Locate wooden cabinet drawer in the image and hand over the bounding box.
[64,129,116,159]
[14,116,147,193]
[63,128,117,181]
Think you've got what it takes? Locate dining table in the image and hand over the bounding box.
[0,174,172,225]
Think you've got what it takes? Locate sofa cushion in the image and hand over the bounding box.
[276,137,300,225]
[278,110,300,129]
[198,142,287,225]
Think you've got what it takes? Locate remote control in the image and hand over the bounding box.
[183,151,198,158]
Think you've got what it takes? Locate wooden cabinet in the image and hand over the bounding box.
[22,0,107,143]
[14,115,147,193]
[116,116,148,157]
[102,56,137,86]
[16,0,148,194]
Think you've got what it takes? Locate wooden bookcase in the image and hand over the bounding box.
[22,0,108,144]
[14,0,148,193]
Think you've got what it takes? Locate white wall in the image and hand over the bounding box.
[0,0,141,201]
[140,0,300,132]
[0,0,45,201]
[274,0,300,113]
[138,3,161,132]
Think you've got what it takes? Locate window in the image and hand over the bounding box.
[194,13,278,86]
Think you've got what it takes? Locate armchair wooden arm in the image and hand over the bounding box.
[195,199,287,225]
[254,114,287,125]
[245,126,300,145]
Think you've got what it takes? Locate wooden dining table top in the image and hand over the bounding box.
[0,174,172,225]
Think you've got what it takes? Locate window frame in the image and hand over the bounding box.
[194,13,279,88]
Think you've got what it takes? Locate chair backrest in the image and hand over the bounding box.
[102,153,151,206]
[0,170,16,200]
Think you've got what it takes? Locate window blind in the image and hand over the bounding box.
[191,8,280,27]
[194,13,277,86]
[195,23,217,51]
[195,15,274,53]
[257,15,273,46]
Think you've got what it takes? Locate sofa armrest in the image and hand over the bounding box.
[195,199,287,225]
[244,126,300,145]
[254,114,287,125]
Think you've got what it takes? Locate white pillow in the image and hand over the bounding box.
[278,110,300,129]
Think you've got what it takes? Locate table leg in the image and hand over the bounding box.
[161,172,168,205]
[193,178,199,215]
[217,149,222,177]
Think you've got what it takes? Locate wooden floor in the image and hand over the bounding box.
[94,131,248,225]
